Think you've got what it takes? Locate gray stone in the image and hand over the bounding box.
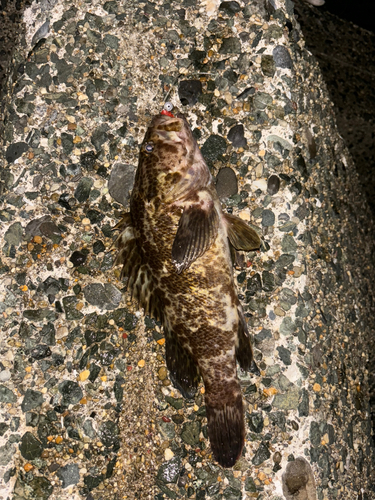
[59,380,83,406]
[99,420,119,447]
[103,34,119,49]
[0,384,17,403]
[157,456,181,483]
[253,92,273,110]
[21,389,44,412]
[279,221,297,232]
[216,167,238,199]
[108,163,136,207]
[178,80,203,106]
[282,234,297,253]
[262,209,275,227]
[245,476,257,492]
[32,19,50,45]
[201,135,227,165]
[61,132,74,154]
[267,174,280,195]
[74,177,94,202]
[277,346,292,365]
[227,124,247,148]
[252,442,270,466]
[23,308,57,322]
[83,283,122,310]
[83,419,96,438]
[309,421,321,447]
[280,316,296,335]
[5,142,29,163]
[4,222,23,247]
[248,412,264,433]
[91,124,109,151]
[19,432,43,460]
[57,463,80,488]
[273,45,293,69]
[298,388,310,417]
[223,486,242,499]
[158,420,175,440]
[219,37,241,54]
[0,442,15,466]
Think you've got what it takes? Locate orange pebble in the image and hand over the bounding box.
[24,463,34,472]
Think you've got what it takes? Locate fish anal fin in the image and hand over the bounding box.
[171,200,219,274]
[224,213,261,251]
[206,394,245,468]
[165,327,200,399]
[236,308,260,375]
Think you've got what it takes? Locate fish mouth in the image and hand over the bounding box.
[148,112,192,144]
[150,112,185,133]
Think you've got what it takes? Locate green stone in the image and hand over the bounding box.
[181,421,201,446]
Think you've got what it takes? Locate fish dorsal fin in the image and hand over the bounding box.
[171,199,219,274]
[223,213,261,251]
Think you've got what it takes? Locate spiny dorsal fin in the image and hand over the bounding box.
[223,213,261,251]
[171,203,219,274]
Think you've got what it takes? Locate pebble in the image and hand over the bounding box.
[158,367,168,380]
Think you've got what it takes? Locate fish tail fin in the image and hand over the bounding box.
[236,307,260,375]
[205,392,245,468]
[165,327,200,399]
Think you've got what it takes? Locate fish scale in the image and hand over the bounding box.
[114,109,261,467]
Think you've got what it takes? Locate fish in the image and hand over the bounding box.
[114,107,261,467]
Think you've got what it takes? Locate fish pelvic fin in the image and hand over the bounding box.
[223,213,261,251]
[171,199,219,274]
[206,393,245,468]
[236,307,260,375]
[165,326,200,399]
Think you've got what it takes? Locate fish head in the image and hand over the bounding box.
[141,112,195,165]
[138,112,211,200]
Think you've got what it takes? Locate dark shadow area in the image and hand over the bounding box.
[320,0,375,33]
[0,0,29,104]
[294,0,375,216]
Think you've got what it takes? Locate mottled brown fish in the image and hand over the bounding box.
[114,109,260,467]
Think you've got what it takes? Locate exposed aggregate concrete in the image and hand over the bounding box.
[0,0,375,499]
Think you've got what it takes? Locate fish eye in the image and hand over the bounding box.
[144,142,154,153]
[164,102,173,112]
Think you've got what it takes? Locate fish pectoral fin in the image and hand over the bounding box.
[171,203,219,273]
[165,327,200,399]
[236,307,260,375]
[223,213,261,251]
[113,214,139,279]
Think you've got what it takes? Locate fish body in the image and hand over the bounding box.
[115,112,260,467]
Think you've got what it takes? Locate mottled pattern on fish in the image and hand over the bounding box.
[114,112,260,467]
